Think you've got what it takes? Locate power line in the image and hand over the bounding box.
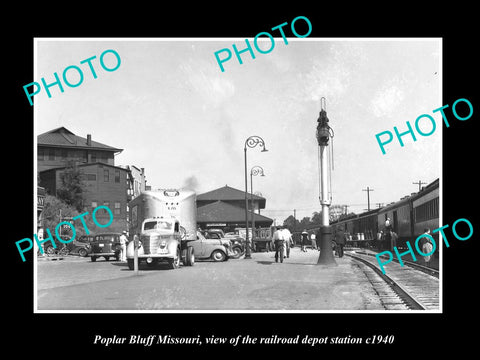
[413,180,427,192]
[362,186,374,211]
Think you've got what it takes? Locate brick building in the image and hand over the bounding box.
[37,127,146,229]
[37,127,122,173]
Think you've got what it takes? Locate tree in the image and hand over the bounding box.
[42,195,80,238]
[56,162,85,212]
[311,211,323,225]
[299,217,311,231]
[283,215,299,232]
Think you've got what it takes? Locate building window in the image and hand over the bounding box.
[115,169,120,183]
[114,202,121,215]
[103,202,110,214]
[104,169,109,182]
[38,148,44,161]
[92,201,98,209]
[48,149,55,160]
[86,174,96,181]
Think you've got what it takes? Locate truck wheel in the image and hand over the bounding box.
[185,246,195,266]
[90,256,97,262]
[168,248,180,269]
[211,250,226,262]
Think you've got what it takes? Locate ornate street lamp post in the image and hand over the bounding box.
[244,136,268,259]
[250,165,265,242]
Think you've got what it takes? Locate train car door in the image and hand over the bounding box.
[393,211,398,233]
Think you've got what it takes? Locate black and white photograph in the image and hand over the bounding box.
[33,37,442,312]
[8,6,477,356]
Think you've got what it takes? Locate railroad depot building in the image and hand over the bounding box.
[37,127,147,228]
[196,185,273,231]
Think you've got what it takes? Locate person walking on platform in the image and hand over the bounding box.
[335,228,345,258]
[273,226,285,263]
[310,232,317,250]
[282,226,293,258]
[421,228,433,267]
[301,230,309,252]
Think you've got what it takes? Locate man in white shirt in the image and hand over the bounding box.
[272,226,285,263]
[281,227,293,258]
[119,231,128,262]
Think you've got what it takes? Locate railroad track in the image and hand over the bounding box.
[354,249,439,278]
[346,252,440,311]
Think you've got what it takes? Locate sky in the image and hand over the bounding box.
[35,38,441,224]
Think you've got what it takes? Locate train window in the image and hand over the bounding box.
[414,197,439,222]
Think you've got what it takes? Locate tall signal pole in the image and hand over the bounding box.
[316,97,337,266]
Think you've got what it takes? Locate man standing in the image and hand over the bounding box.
[421,228,433,266]
[119,230,128,262]
[311,232,317,250]
[334,227,345,258]
[282,226,293,259]
[273,226,285,263]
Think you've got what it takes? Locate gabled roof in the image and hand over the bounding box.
[197,185,265,201]
[37,127,122,152]
[197,201,273,223]
[38,162,130,174]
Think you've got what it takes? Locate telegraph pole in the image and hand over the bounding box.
[316,98,337,266]
[362,187,374,211]
[293,209,296,233]
[413,180,427,192]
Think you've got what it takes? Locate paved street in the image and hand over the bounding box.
[36,247,384,311]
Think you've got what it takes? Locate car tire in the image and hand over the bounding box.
[231,245,243,259]
[211,250,226,262]
[45,245,56,256]
[168,248,180,269]
[78,248,88,257]
[104,256,110,261]
[127,259,134,270]
[90,256,97,262]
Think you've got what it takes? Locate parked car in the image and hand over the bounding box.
[90,233,122,262]
[67,234,93,257]
[189,231,235,262]
[41,234,93,257]
[202,229,244,258]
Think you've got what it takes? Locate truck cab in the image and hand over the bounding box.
[126,216,195,269]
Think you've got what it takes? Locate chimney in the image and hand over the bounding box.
[87,134,91,146]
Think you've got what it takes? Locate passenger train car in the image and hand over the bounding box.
[307,179,439,252]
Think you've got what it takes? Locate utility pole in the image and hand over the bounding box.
[413,180,427,192]
[362,187,374,211]
[315,97,337,267]
[293,209,296,233]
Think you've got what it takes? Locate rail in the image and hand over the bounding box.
[346,252,430,310]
